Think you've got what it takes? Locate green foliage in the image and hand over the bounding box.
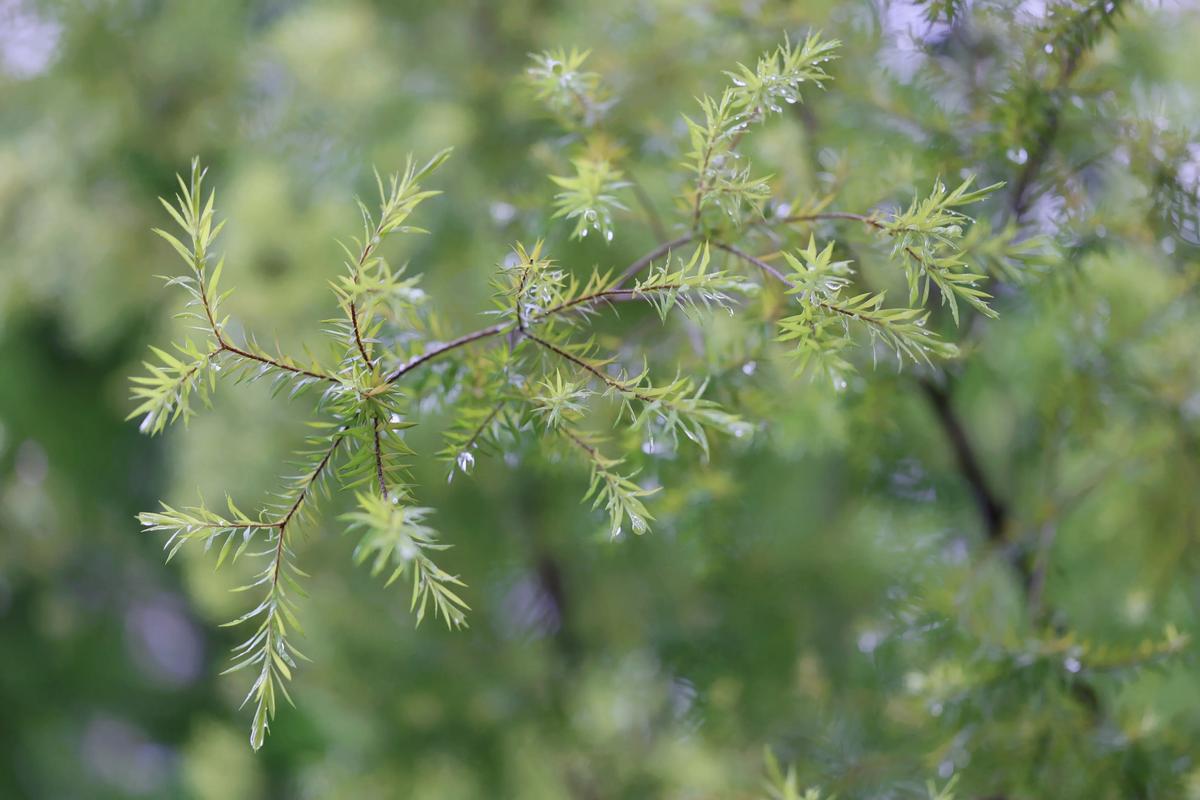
[723,32,840,122]
[683,91,773,226]
[7,0,1200,796]
[776,236,958,387]
[569,427,656,539]
[128,339,218,435]
[329,148,452,367]
[881,177,1005,323]
[132,34,1010,747]
[761,749,827,800]
[526,47,608,130]
[684,33,839,229]
[342,492,469,628]
[631,243,747,322]
[550,158,630,242]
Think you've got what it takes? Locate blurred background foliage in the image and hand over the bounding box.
[2,0,1199,797]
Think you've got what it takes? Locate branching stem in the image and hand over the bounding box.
[195,259,340,384]
[525,331,655,403]
[372,418,388,497]
[272,433,344,581]
[383,323,511,385]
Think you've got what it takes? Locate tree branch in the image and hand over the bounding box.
[383,323,511,385]
[273,433,344,579]
[524,331,654,403]
[613,235,697,287]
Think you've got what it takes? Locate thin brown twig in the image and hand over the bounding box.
[524,331,654,403]
[613,235,697,287]
[461,401,507,454]
[531,284,686,322]
[273,434,343,581]
[372,418,388,497]
[560,425,601,460]
[218,341,338,383]
[383,323,511,385]
[710,241,794,286]
[382,236,707,387]
[196,262,340,384]
[347,230,385,368]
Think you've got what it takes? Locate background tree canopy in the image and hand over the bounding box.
[1,0,1199,798]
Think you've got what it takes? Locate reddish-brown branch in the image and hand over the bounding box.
[273,434,343,581]
[372,418,388,497]
[383,323,510,385]
[524,331,654,403]
[218,341,338,383]
[613,235,697,287]
[195,259,340,384]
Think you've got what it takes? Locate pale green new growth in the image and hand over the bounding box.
[563,427,657,539]
[532,371,592,429]
[525,47,607,129]
[761,748,827,800]
[684,91,773,225]
[960,221,1059,284]
[686,33,840,227]
[550,158,631,241]
[724,32,840,122]
[330,147,451,368]
[882,176,1005,323]
[777,236,958,387]
[129,339,218,435]
[760,749,961,800]
[133,33,1040,750]
[342,492,469,628]
[632,243,747,322]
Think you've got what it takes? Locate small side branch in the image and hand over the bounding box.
[277,434,343,535]
[712,240,794,287]
[613,235,697,287]
[524,331,653,403]
[384,323,511,385]
[372,418,388,497]
[195,262,340,384]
